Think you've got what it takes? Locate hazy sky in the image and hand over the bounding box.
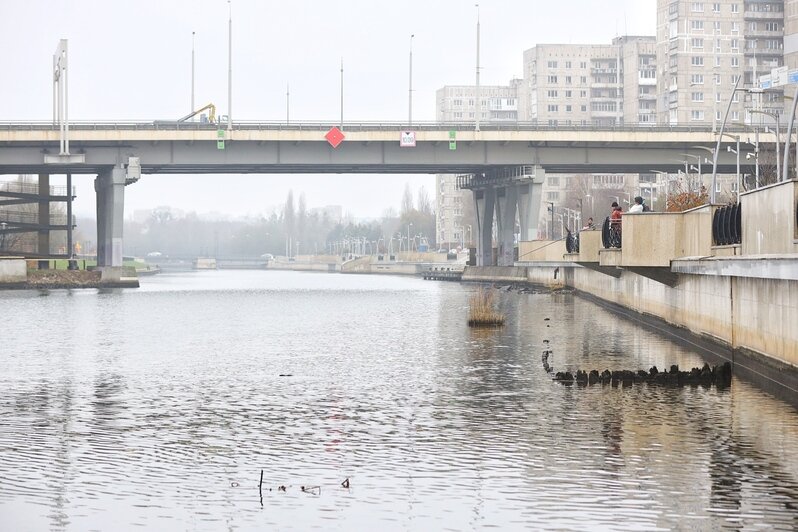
[0,0,655,219]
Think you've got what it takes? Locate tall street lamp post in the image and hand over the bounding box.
[474,3,481,133]
[749,108,780,183]
[783,85,798,182]
[227,0,232,131]
[408,34,414,126]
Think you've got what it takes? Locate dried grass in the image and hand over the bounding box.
[467,287,505,327]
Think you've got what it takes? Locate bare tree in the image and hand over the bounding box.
[401,183,414,215]
[417,185,433,215]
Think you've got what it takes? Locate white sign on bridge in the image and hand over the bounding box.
[399,130,416,148]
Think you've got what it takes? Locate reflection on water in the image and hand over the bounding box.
[1,270,797,530]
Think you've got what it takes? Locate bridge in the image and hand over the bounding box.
[0,121,766,268]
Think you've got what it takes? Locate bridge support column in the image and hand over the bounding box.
[518,178,543,242]
[38,173,50,258]
[496,186,518,266]
[474,187,495,266]
[95,166,126,267]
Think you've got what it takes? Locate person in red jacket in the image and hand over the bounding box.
[609,201,623,247]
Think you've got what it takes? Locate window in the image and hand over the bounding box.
[715,180,721,193]
[453,99,462,106]
[454,112,463,119]
[715,55,722,67]
[731,22,739,33]
[731,39,739,50]
[566,105,572,112]
[731,3,739,13]
[691,92,704,102]
[580,90,587,97]
[565,90,572,98]
[548,60,558,68]
[547,177,560,186]
[565,76,572,84]
[580,61,587,69]
[716,92,721,103]
[547,104,559,112]
[712,3,720,12]
[716,110,721,121]
[766,22,779,31]
[731,111,739,121]
[692,38,704,48]
[691,20,704,31]
[548,75,558,83]
[580,76,587,84]
[581,105,587,112]
[714,21,721,32]
[565,61,572,68]
[691,110,705,121]
[692,56,704,66]
[731,56,739,67]
[692,2,703,12]
[691,73,704,84]
[547,90,558,98]
[546,192,560,201]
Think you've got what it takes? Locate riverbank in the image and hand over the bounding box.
[458,263,798,407]
[0,258,140,289]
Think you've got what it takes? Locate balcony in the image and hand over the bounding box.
[744,10,784,21]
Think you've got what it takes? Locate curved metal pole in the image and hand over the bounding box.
[783,85,798,182]
[712,75,742,204]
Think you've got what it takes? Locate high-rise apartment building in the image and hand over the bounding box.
[521,37,657,125]
[656,0,785,126]
[784,0,798,68]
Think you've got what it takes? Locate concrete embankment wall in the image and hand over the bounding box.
[0,258,27,284]
[267,262,340,272]
[482,262,798,399]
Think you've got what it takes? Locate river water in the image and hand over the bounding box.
[1,270,798,531]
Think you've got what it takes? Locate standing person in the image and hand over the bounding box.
[629,196,645,213]
[609,201,623,247]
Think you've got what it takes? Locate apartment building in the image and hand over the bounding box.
[435,81,521,123]
[520,37,657,126]
[657,0,785,126]
[785,0,798,68]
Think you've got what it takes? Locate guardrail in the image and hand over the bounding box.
[0,211,75,226]
[0,120,752,134]
[0,182,73,197]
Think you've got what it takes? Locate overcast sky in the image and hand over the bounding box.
[0,0,655,219]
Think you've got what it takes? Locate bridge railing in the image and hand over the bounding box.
[0,120,752,134]
[0,181,72,197]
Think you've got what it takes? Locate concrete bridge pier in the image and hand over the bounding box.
[475,187,495,266]
[37,173,50,259]
[95,166,126,267]
[496,186,518,266]
[517,181,543,242]
[467,166,545,267]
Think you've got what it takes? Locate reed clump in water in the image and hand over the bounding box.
[468,287,505,327]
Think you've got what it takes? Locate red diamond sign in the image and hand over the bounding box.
[325,127,345,148]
